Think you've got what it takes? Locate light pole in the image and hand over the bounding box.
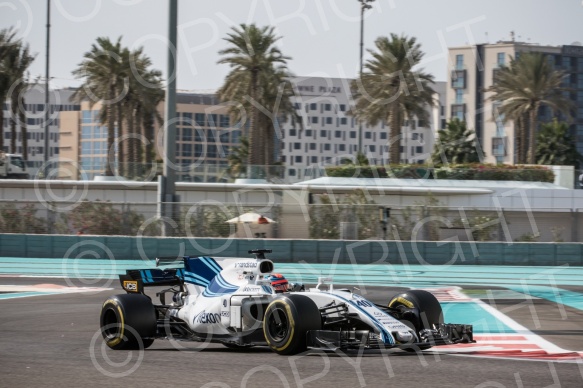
[159,0,178,236]
[357,0,374,154]
[43,0,50,178]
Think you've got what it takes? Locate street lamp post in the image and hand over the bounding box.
[357,0,374,154]
[43,0,50,178]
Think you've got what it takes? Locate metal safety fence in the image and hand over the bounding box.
[0,199,580,243]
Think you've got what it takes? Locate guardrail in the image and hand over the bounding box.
[1,234,581,266]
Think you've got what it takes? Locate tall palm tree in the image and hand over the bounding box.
[536,119,582,167]
[217,24,291,173]
[351,34,435,164]
[0,28,20,152]
[72,37,127,176]
[432,118,481,165]
[488,52,572,164]
[5,41,35,156]
[225,136,249,179]
[125,47,163,177]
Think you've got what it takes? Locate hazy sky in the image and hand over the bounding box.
[2,0,582,91]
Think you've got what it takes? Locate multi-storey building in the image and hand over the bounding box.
[58,77,445,181]
[59,92,241,181]
[281,77,444,180]
[1,88,78,175]
[447,41,583,164]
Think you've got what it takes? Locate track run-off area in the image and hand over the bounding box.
[1,256,583,387]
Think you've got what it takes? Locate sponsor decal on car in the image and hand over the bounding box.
[193,310,222,324]
[235,262,258,269]
[122,281,138,292]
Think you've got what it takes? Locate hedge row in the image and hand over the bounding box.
[325,164,555,183]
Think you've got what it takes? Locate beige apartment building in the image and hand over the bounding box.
[447,41,583,164]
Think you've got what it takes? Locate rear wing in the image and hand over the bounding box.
[119,256,187,294]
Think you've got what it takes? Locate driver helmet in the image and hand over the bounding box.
[267,273,289,293]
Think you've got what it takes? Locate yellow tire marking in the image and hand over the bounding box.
[389,296,414,309]
[263,299,295,352]
[104,301,124,347]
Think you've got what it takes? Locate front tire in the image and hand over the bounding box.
[100,294,157,350]
[388,290,444,351]
[263,294,321,355]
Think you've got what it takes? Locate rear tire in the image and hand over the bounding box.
[263,294,321,355]
[100,294,157,350]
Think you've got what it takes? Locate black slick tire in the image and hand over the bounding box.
[100,294,157,350]
[388,290,444,351]
[263,294,321,355]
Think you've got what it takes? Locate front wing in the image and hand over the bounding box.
[307,323,475,350]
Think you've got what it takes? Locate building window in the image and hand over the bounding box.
[294,103,301,110]
[219,115,229,127]
[311,116,319,124]
[325,117,333,124]
[310,103,317,110]
[416,146,423,153]
[451,104,465,120]
[182,143,192,157]
[289,128,297,136]
[81,126,91,139]
[82,110,92,123]
[335,130,342,138]
[324,144,331,151]
[455,54,464,70]
[339,104,346,112]
[320,130,327,138]
[492,137,506,156]
[309,143,316,150]
[295,155,302,163]
[340,117,347,125]
[324,104,331,111]
[207,145,217,158]
[497,52,505,66]
[451,70,466,89]
[294,142,301,150]
[195,113,205,126]
[350,131,356,139]
[365,132,372,139]
[368,145,375,152]
[207,114,218,127]
[455,89,463,104]
[339,144,346,152]
[305,129,312,137]
[181,112,192,126]
[311,156,318,163]
[182,127,192,141]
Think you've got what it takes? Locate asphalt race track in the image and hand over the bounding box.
[1,276,583,388]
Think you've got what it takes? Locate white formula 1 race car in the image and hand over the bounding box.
[100,250,474,354]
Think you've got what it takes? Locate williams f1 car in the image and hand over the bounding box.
[100,249,474,354]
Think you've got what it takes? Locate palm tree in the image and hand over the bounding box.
[5,40,35,156]
[488,52,572,164]
[225,136,249,179]
[125,48,163,178]
[536,119,582,167]
[72,37,127,176]
[217,24,291,174]
[432,118,481,165]
[351,34,435,164]
[0,28,19,152]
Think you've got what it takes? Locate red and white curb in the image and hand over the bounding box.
[422,286,583,362]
